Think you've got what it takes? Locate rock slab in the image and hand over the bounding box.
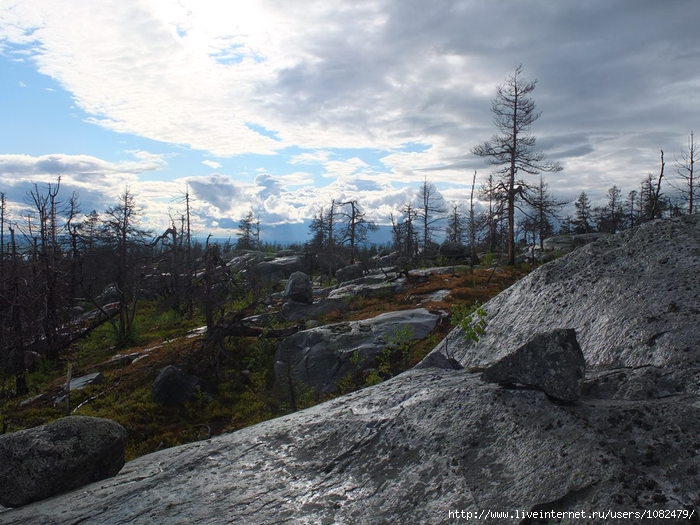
[275,308,440,394]
[481,328,585,402]
[0,416,127,508]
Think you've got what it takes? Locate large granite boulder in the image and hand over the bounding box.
[480,328,585,403]
[275,308,440,395]
[425,215,700,372]
[255,255,304,283]
[224,251,266,273]
[283,271,313,304]
[3,366,697,523]
[0,416,127,508]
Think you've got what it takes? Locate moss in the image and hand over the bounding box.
[2,265,530,462]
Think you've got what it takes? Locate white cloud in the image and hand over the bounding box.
[202,160,221,169]
[0,151,178,232]
[2,1,700,234]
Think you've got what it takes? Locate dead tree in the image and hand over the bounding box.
[650,150,665,220]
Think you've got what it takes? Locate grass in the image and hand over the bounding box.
[1,262,531,461]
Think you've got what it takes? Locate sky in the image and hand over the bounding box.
[1,0,699,243]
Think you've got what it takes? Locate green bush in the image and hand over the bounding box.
[451,302,488,343]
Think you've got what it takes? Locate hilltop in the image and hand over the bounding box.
[2,215,698,524]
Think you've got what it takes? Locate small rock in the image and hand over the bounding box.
[152,365,200,406]
[0,416,127,507]
[283,271,314,304]
[481,329,585,403]
[69,372,103,391]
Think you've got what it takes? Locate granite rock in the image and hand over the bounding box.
[0,416,127,508]
[480,328,585,402]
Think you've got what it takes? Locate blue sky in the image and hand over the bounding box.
[1,1,700,243]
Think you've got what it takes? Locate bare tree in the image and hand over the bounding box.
[392,204,419,262]
[480,173,504,254]
[415,178,446,260]
[624,190,638,229]
[27,179,64,360]
[101,188,150,347]
[445,204,465,244]
[472,65,561,264]
[675,132,697,214]
[524,176,566,248]
[650,150,665,220]
[338,200,376,264]
[467,170,482,265]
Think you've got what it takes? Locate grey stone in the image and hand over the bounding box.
[69,372,103,391]
[275,308,440,394]
[414,350,463,370]
[542,232,605,252]
[3,367,698,524]
[407,266,458,277]
[283,271,313,304]
[0,416,127,508]
[480,329,585,402]
[224,251,266,273]
[151,366,199,406]
[335,263,364,283]
[255,255,304,282]
[328,277,406,300]
[280,298,347,321]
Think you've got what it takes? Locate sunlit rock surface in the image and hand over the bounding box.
[2,216,698,524]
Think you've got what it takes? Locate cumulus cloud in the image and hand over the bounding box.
[0,151,176,232]
[2,0,700,235]
[187,173,247,214]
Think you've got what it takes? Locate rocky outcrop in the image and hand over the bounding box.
[428,215,700,373]
[69,372,103,391]
[280,298,348,322]
[480,328,585,402]
[2,216,698,523]
[328,270,406,299]
[151,365,200,406]
[542,232,606,252]
[275,308,440,395]
[3,367,698,523]
[255,255,304,282]
[0,416,127,508]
